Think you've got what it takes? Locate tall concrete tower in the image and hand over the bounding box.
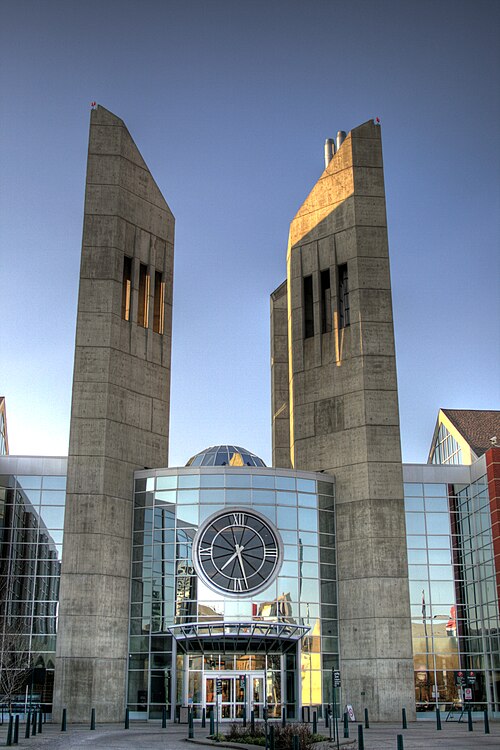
[271,121,415,720]
[54,106,174,721]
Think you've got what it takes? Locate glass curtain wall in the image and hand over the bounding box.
[0,473,65,714]
[128,469,338,720]
[405,479,500,713]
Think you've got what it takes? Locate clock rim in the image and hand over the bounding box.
[192,506,284,598]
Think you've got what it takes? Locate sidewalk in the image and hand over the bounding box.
[0,718,498,749]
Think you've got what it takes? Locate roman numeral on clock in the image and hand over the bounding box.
[265,545,277,558]
[199,547,211,557]
[232,513,246,526]
[234,578,248,591]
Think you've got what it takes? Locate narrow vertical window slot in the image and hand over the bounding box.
[320,269,332,333]
[121,256,132,321]
[303,275,314,338]
[338,263,350,328]
[138,263,150,328]
[153,271,165,334]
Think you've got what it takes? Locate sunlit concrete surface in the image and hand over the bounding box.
[0,719,499,749]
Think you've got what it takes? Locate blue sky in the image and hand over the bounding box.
[0,0,499,466]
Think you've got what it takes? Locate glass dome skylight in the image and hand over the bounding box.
[186,445,266,467]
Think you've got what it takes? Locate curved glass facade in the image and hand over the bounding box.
[128,467,337,720]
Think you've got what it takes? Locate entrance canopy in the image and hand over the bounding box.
[167,621,310,654]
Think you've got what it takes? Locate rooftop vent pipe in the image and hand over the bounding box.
[324,138,335,168]
[336,130,347,151]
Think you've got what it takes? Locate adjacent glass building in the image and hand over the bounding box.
[0,457,66,712]
[404,460,500,713]
[127,449,338,721]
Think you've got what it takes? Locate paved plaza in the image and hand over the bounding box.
[0,719,498,749]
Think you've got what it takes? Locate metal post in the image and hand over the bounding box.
[397,734,404,750]
[282,707,286,727]
[13,715,19,744]
[313,710,317,734]
[25,711,30,739]
[31,709,37,736]
[90,707,96,730]
[343,711,349,738]
[263,708,268,750]
[325,705,329,728]
[436,706,441,730]
[269,724,275,750]
[250,709,255,733]
[364,707,369,729]
[467,706,473,732]
[38,709,42,733]
[162,705,167,728]
[209,708,215,735]
[292,735,299,750]
[202,707,206,728]
[125,707,129,729]
[357,723,364,750]
[484,708,490,734]
[61,708,67,732]
[402,706,407,729]
[6,715,13,746]
[188,707,194,739]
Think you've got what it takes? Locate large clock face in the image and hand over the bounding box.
[193,509,282,595]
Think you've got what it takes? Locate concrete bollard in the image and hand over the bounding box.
[484,708,490,734]
[6,715,13,746]
[343,711,349,738]
[436,706,441,730]
[90,707,96,730]
[402,706,407,729]
[358,723,365,750]
[61,708,67,732]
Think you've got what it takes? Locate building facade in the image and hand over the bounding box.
[1,109,498,721]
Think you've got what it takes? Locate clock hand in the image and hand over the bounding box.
[220,543,246,572]
[220,549,239,571]
[235,545,248,587]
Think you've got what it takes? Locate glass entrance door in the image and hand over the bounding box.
[205,673,265,720]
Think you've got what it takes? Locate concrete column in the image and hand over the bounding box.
[54,106,174,721]
[272,121,415,720]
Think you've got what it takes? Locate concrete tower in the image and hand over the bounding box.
[54,106,174,721]
[271,121,415,720]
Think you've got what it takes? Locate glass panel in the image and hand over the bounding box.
[156,476,177,490]
[200,474,224,488]
[300,478,318,494]
[404,497,424,512]
[277,507,296,529]
[405,513,425,534]
[276,476,295,490]
[252,475,275,489]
